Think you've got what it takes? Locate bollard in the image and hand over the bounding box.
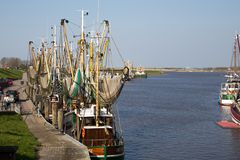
[51,97,58,128]
[58,108,63,132]
[72,100,80,140]
[44,100,49,121]
[76,111,80,140]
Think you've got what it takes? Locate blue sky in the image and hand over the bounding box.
[1,0,240,68]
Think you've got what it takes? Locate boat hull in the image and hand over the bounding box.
[219,99,235,106]
[88,145,124,160]
[231,105,240,125]
[64,111,125,160]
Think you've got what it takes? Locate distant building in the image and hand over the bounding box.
[3,64,9,69]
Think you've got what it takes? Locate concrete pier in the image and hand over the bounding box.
[7,75,90,160]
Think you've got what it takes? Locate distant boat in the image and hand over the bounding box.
[123,60,134,81]
[134,67,147,78]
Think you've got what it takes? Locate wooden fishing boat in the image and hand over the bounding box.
[75,13,125,159]
[64,103,124,159]
[28,9,127,159]
[59,12,126,159]
[68,103,125,159]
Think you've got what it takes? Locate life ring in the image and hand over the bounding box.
[81,128,85,138]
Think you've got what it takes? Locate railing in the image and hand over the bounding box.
[0,146,18,160]
[0,101,21,114]
[82,138,124,147]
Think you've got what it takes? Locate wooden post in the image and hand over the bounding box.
[44,100,49,121]
[76,110,80,140]
[51,96,58,128]
[30,87,33,100]
[48,98,52,116]
[58,108,63,132]
[72,100,80,140]
[25,85,29,98]
[32,89,36,104]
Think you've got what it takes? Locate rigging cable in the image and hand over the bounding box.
[110,36,125,64]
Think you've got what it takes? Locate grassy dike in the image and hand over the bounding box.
[101,68,164,76]
[0,68,23,79]
[144,70,163,76]
[0,112,39,159]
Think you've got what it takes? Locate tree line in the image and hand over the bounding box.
[0,57,27,69]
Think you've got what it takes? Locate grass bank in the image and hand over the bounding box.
[0,68,23,79]
[0,112,39,159]
[144,70,163,76]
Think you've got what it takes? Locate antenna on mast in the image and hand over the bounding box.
[51,25,57,81]
[97,0,100,25]
[81,9,88,38]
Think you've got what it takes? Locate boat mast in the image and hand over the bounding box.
[96,46,100,127]
[80,10,88,73]
[237,34,240,72]
[89,39,94,75]
[44,48,50,81]
[29,41,38,71]
[61,19,74,80]
[52,25,57,81]
[81,10,85,39]
[234,36,237,70]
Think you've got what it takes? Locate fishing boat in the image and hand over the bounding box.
[219,34,240,106]
[27,9,127,159]
[134,67,147,78]
[219,80,240,106]
[70,13,125,159]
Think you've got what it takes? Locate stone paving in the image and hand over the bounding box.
[5,76,90,160]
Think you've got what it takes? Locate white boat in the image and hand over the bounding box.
[219,82,239,106]
[219,34,240,106]
[134,67,147,78]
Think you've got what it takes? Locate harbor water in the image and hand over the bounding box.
[117,72,240,160]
